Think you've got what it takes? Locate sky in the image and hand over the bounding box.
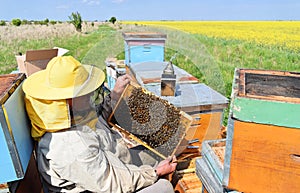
[0,0,300,21]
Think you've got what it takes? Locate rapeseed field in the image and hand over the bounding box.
[123,21,300,52]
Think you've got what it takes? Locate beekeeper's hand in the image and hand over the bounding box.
[111,74,132,101]
[155,155,177,177]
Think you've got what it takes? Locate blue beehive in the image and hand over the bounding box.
[122,32,167,66]
[0,73,33,183]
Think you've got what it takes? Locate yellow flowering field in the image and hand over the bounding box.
[123,21,300,52]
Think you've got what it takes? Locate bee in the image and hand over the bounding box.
[127,87,185,156]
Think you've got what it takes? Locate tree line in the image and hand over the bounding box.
[0,12,117,32]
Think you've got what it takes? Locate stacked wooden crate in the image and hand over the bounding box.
[196,139,239,193]
[222,68,300,192]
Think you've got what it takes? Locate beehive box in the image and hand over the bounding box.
[195,139,240,193]
[223,68,300,193]
[201,139,226,183]
[108,83,192,159]
[0,73,33,183]
[123,32,166,65]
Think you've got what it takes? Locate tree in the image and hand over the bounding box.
[109,16,117,24]
[50,20,57,25]
[0,20,6,26]
[21,19,31,25]
[68,12,82,32]
[44,18,49,24]
[12,19,21,26]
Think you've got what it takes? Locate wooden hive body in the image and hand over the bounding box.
[123,32,166,66]
[195,139,240,193]
[223,68,300,193]
[0,73,33,183]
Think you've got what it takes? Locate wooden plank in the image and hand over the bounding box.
[185,112,223,142]
[180,112,223,157]
[175,172,202,193]
[238,70,300,103]
[225,120,300,193]
[130,62,199,86]
[201,139,225,183]
[232,96,300,129]
[244,73,300,99]
[122,32,167,40]
[232,68,300,128]
[3,83,33,178]
[195,158,224,193]
[0,73,25,104]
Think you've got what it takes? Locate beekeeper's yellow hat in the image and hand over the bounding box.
[23,56,105,100]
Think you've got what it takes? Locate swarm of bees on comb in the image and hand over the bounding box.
[126,87,186,156]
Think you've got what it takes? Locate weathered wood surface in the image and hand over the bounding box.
[174,172,202,193]
[232,68,300,129]
[224,119,300,193]
[232,96,300,129]
[180,112,224,157]
[195,158,224,193]
[201,139,226,183]
[237,68,300,101]
[0,73,25,104]
[122,32,167,40]
[244,73,300,98]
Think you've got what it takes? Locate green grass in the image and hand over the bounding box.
[163,35,300,125]
[0,25,115,74]
[194,34,300,98]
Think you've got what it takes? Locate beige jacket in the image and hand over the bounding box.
[37,95,158,193]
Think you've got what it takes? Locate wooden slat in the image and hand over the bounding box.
[175,173,202,193]
[226,120,300,193]
[237,68,300,103]
[185,112,223,142]
[232,96,300,129]
[0,73,25,104]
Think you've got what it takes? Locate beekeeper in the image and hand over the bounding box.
[22,56,177,193]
